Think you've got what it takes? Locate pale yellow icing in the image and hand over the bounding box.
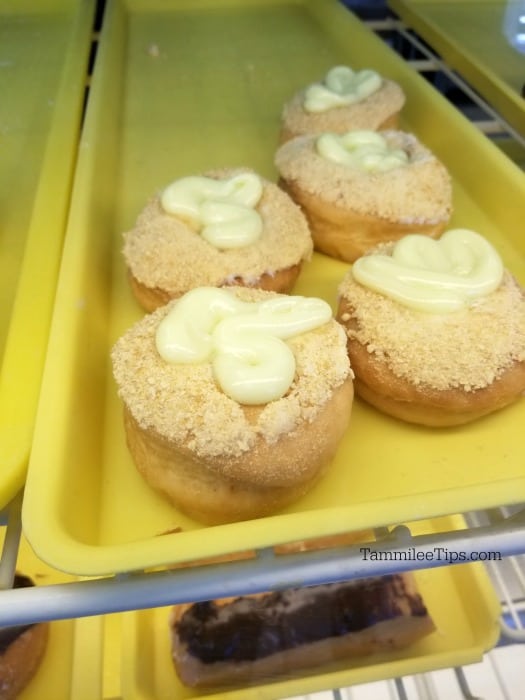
[304,66,382,113]
[155,287,332,404]
[160,173,263,249]
[316,131,408,172]
[352,229,504,313]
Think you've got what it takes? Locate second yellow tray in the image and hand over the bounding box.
[22,0,525,577]
[118,517,500,699]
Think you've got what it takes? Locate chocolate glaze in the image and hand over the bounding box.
[0,574,36,655]
[176,574,429,664]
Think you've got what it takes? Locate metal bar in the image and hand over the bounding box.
[0,514,524,625]
[471,508,525,643]
[384,19,525,148]
[364,18,405,32]
[406,59,440,72]
[394,678,409,700]
[454,667,483,700]
[0,492,22,590]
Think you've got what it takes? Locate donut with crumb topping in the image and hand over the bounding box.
[122,168,313,312]
[275,130,452,264]
[336,233,525,426]
[111,287,354,524]
[280,67,405,143]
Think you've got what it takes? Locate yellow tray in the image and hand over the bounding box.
[0,0,94,509]
[0,535,104,700]
[118,516,501,698]
[23,0,525,576]
[387,0,525,138]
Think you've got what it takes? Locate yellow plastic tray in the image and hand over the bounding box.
[22,0,525,576]
[0,534,104,700]
[118,517,501,699]
[387,0,525,138]
[0,0,94,508]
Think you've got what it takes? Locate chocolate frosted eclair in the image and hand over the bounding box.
[0,574,49,700]
[170,573,435,687]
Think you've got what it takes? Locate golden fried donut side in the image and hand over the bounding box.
[123,376,353,524]
[0,621,49,700]
[128,263,305,314]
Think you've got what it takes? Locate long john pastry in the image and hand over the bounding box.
[337,229,525,426]
[111,286,353,524]
[170,572,435,688]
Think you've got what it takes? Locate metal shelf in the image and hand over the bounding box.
[1,492,525,626]
[365,12,525,171]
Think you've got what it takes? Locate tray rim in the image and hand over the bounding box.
[0,0,95,509]
[21,0,525,578]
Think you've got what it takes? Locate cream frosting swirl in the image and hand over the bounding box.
[160,173,263,249]
[156,288,332,404]
[316,130,409,172]
[304,66,382,113]
[352,229,504,313]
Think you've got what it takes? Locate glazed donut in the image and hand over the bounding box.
[336,230,525,426]
[0,575,49,700]
[123,168,313,312]
[170,573,435,688]
[280,65,405,143]
[275,129,452,263]
[111,286,353,524]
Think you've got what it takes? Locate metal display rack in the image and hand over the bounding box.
[369,14,525,149]
[1,2,524,697]
[1,493,525,627]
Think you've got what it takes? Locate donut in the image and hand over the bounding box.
[0,574,49,700]
[161,531,375,566]
[170,572,435,688]
[111,286,354,524]
[122,168,313,312]
[275,129,452,263]
[336,229,525,426]
[280,65,406,143]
